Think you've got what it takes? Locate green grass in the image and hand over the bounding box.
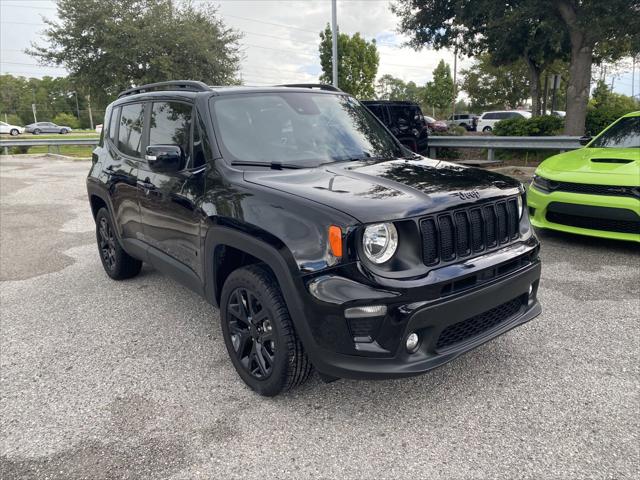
[2,145,93,158]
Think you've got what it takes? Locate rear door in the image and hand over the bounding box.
[138,99,207,280]
[104,102,145,242]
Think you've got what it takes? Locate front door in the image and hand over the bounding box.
[138,100,207,280]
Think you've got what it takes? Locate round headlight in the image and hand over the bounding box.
[517,195,523,218]
[362,223,398,264]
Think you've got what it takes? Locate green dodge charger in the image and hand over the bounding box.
[528,111,640,243]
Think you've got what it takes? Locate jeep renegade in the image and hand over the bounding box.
[87,81,542,396]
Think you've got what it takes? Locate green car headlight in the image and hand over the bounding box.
[532,175,552,193]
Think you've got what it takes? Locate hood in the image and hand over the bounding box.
[244,157,521,223]
[537,147,640,185]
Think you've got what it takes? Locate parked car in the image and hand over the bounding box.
[361,100,429,152]
[448,113,478,131]
[528,110,640,243]
[476,110,532,132]
[424,115,449,133]
[0,121,24,136]
[25,122,73,135]
[88,81,541,396]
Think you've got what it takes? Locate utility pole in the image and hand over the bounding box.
[632,56,636,99]
[451,45,458,119]
[87,94,94,130]
[331,0,338,88]
[31,88,37,123]
[72,92,80,121]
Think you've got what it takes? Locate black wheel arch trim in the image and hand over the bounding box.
[204,225,325,366]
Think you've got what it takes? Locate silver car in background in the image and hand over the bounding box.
[25,122,73,135]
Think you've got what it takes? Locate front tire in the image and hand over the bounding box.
[9,129,19,136]
[482,126,492,132]
[95,207,142,280]
[59,128,68,134]
[220,265,312,396]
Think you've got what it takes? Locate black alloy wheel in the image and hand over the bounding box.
[98,216,117,271]
[94,207,142,280]
[226,287,276,379]
[220,265,312,396]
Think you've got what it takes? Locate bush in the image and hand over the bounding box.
[493,115,564,136]
[52,112,80,129]
[585,95,640,136]
[429,125,465,159]
[4,114,25,127]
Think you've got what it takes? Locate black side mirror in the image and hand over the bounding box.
[145,145,184,173]
[579,135,592,146]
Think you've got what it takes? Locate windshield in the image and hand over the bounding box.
[210,92,403,166]
[590,116,640,148]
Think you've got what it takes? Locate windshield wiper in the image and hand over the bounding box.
[231,161,303,170]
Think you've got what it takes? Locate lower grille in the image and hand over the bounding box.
[546,211,640,234]
[435,297,523,351]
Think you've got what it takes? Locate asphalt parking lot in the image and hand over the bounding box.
[1,154,638,480]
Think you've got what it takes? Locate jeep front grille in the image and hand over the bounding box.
[420,198,520,267]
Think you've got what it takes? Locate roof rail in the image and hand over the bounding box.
[278,83,342,92]
[117,80,212,98]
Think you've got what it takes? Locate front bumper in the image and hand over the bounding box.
[528,185,640,242]
[296,241,542,380]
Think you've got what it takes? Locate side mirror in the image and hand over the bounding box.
[579,135,592,146]
[145,145,184,173]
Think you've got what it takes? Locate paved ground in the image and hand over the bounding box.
[1,155,638,480]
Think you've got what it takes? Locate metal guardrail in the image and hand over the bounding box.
[0,137,99,155]
[1,135,582,160]
[427,135,582,161]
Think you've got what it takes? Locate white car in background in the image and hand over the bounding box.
[476,110,532,132]
[0,121,24,136]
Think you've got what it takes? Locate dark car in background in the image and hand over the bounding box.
[424,115,449,133]
[25,122,73,135]
[361,100,429,153]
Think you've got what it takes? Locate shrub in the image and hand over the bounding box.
[585,95,640,136]
[429,125,465,159]
[52,112,80,129]
[493,115,564,136]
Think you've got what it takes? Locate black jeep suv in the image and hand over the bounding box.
[87,81,541,396]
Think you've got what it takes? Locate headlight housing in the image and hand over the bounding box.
[362,223,398,264]
[517,194,524,218]
[532,175,552,193]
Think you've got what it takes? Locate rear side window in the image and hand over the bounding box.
[149,101,192,161]
[192,112,212,169]
[118,103,145,158]
[366,104,385,122]
[108,107,119,144]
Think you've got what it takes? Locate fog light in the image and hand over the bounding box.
[406,332,420,353]
[344,305,387,319]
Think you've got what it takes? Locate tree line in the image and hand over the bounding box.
[0,0,638,135]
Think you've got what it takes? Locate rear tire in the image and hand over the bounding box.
[33,129,41,135]
[95,207,142,280]
[220,264,312,396]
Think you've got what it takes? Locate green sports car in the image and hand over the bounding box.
[528,111,640,242]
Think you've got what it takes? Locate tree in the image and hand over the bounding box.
[460,54,531,111]
[29,0,241,107]
[586,80,640,135]
[424,60,454,116]
[319,25,379,98]
[376,75,423,103]
[554,0,640,134]
[392,0,640,134]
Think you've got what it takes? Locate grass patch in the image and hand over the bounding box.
[2,145,94,158]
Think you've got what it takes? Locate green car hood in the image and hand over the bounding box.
[537,147,640,186]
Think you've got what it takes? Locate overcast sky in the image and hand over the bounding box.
[0,0,637,99]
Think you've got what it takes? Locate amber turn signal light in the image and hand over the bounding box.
[328,225,343,258]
